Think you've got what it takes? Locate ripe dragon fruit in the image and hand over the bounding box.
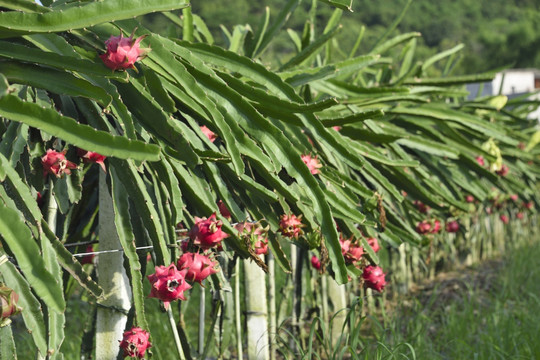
[509,194,518,202]
[0,285,22,327]
[279,214,304,238]
[177,252,219,285]
[413,200,429,214]
[475,155,485,167]
[500,214,509,224]
[41,149,77,178]
[147,264,191,309]
[301,154,323,175]
[100,33,149,71]
[311,255,321,270]
[119,327,152,359]
[234,222,269,255]
[445,220,459,233]
[80,244,95,265]
[77,148,106,172]
[465,195,475,203]
[516,212,524,219]
[189,213,228,250]
[217,200,231,219]
[430,219,442,234]
[339,237,363,264]
[367,237,381,253]
[415,220,432,234]
[496,164,509,176]
[36,192,44,207]
[362,265,387,292]
[200,125,217,143]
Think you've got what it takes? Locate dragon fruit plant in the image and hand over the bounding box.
[0,1,538,358]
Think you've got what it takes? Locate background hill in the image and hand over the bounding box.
[147,0,540,75]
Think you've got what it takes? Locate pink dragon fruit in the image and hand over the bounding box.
[147,264,191,309]
[77,148,106,172]
[367,237,380,253]
[217,200,231,219]
[177,252,219,285]
[500,214,509,224]
[445,220,459,233]
[180,239,189,253]
[100,33,149,71]
[509,194,518,202]
[339,237,363,264]
[119,327,152,359]
[0,285,22,327]
[279,214,304,238]
[200,125,217,143]
[362,265,387,292]
[80,245,95,265]
[41,149,77,178]
[523,201,534,210]
[311,255,321,270]
[189,213,228,250]
[415,220,432,234]
[36,192,44,207]
[475,156,485,167]
[465,195,475,203]
[430,219,442,234]
[413,200,429,213]
[516,212,524,219]
[301,154,323,175]
[234,222,269,255]
[496,164,509,176]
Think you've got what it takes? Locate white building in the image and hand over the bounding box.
[466,69,540,120]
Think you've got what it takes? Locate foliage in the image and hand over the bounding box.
[173,0,540,75]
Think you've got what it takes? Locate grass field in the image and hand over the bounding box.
[370,240,540,359]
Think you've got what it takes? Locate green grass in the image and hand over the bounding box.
[375,241,540,359]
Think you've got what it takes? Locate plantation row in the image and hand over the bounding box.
[0,0,539,359]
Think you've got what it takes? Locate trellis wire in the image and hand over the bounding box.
[72,231,190,258]
[71,221,259,258]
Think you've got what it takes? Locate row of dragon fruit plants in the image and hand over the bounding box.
[7,147,537,359]
[0,0,539,359]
